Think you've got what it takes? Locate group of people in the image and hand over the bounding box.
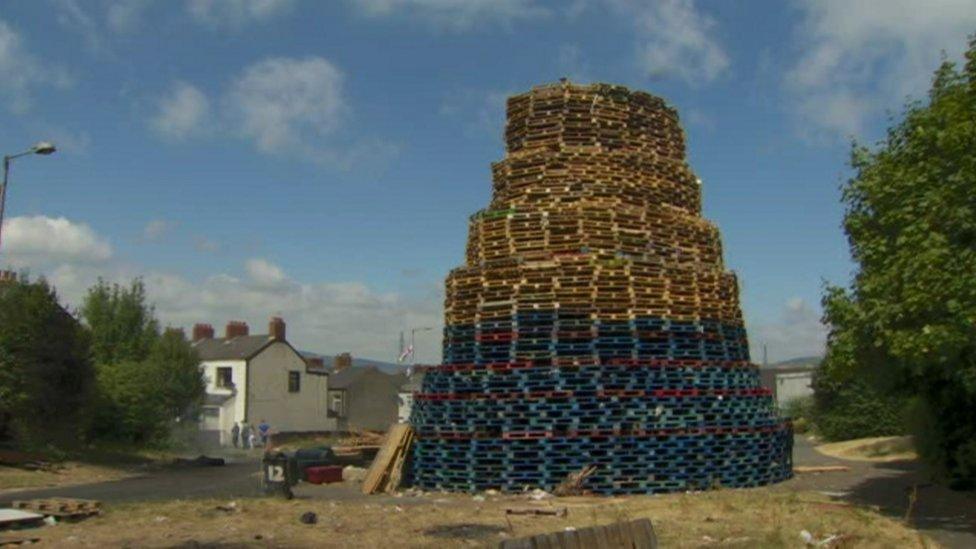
[229,419,271,449]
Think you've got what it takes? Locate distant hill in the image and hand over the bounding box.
[300,351,406,374]
[764,356,822,370]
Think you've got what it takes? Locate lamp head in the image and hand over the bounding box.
[31,142,56,155]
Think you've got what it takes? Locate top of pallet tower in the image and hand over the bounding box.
[503,80,685,160]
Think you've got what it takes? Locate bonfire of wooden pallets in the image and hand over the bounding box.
[410,81,793,495]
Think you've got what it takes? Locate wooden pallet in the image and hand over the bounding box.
[499,517,657,549]
[361,424,414,495]
[11,498,101,519]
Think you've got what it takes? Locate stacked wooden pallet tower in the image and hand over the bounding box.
[411,81,793,494]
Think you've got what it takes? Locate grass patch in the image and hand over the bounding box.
[25,488,930,548]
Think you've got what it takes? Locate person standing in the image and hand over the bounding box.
[231,422,241,449]
[241,422,253,450]
[258,419,270,447]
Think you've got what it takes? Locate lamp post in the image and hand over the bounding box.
[0,142,56,255]
[410,326,433,366]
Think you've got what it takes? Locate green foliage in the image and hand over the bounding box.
[0,275,93,445]
[820,36,976,486]
[83,279,158,365]
[82,279,203,444]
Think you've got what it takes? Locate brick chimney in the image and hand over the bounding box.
[192,323,214,342]
[269,316,286,341]
[334,352,352,372]
[225,320,249,339]
[305,356,324,369]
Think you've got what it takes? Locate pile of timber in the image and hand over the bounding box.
[361,424,414,495]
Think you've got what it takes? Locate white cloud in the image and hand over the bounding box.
[187,0,295,27]
[0,19,71,113]
[3,213,443,362]
[748,297,827,364]
[143,219,173,241]
[609,0,729,85]
[350,0,549,30]
[151,81,211,139]
[440,88,512,141]
[245,257,291,289]
[1,215,112,268]
[193,236,221,253]
[786,0,976,137]
[224,56,398,168]
[107,0,153,33]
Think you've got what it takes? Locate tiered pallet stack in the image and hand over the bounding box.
[411,81,792,494]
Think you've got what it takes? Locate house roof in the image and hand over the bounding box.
[194,335,275,361]
[329,366,405,390]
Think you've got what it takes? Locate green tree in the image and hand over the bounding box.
[821,37,976,487]
[83,278,158,365]
[0,274,93,445]
[82,279,203,443]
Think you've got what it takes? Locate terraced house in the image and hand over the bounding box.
[193,317,335,446]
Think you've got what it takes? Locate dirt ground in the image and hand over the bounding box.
[0,463,142,492]
[7,487,933,548]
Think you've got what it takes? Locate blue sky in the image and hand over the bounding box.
[1,0,974,363]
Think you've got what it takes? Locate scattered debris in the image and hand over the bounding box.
[342,465,367,482]
[0,534,42,546]
[362,423,414,495]
[505,507,568,518]
[553,465,598,496]
[473,495,486,502]
[0,450,56,472]
[299,512,317,525]
[485,489,500,496]
[0,509,45,530]
[794,466,850,474]
[153,516,169,523]
[526,489,553,501]
[306,465,343,485]
[173,455,225,467]
[500,518,657,548]
[12,498,101,520]
[800,530,847,547]
[215,502,238,513]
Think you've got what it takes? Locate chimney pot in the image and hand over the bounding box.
[269,316,286,341]
[192,323,214,342]
[225,321,249,339]
[334,352,353,372]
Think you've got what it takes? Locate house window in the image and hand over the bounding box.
[330,392,345,417]
[288,371,301,393]
[216,367,233,388]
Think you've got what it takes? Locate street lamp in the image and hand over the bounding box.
[0,142,57,255]
[410,326,433,366]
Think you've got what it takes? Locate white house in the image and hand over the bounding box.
[193,317,335,446]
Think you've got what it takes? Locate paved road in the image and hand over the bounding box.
[0,458,264,504]
[783,436,976,549]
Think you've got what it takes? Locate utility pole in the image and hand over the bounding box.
[410,326,433,366]
[0,142,57,256]
[762,343,768,367]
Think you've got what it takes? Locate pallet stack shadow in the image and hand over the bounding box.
[411,81,793,494]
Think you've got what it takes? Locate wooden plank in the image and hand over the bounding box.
[361,423,413,495]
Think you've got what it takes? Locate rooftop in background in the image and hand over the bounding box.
[194,335,276,361]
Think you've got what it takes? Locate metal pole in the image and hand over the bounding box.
[0,156,10,256]
[411,329,417,367]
